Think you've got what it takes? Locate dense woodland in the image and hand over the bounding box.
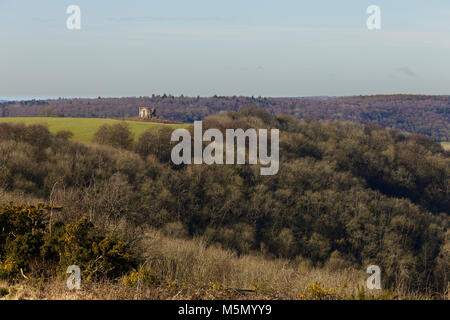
[1,94,449,141]
[0,107,448,295]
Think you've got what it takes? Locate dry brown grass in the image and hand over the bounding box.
[1,228,442,300]
[0,189,41,205]
[441,142,450,151]
[141,229,367,299]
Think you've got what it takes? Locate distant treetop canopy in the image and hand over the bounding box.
[0,95,448,141]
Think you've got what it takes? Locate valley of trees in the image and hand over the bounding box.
[0,107,448,296]
[1,94,449,141]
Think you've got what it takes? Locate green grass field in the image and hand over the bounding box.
[0,117,189,142]
[442,142,450,150]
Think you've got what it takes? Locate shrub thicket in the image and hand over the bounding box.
[93,122,134,150]
[0,107,448,293]
[0,203,136,280]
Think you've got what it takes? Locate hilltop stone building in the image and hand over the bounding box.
[139,106,156,119]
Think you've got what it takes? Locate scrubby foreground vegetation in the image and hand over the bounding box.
[0,219,434,300]
[0,107,449,299]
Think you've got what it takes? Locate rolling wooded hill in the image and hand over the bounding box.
[1,94,449,141]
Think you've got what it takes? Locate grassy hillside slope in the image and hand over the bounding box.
[0,117,188,142]
[442,142,450,150]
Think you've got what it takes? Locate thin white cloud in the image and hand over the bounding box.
[108,16,233,23]
[396,67,417,78]
[125,25,450,50]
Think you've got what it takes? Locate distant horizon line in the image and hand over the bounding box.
[2,93,450,102]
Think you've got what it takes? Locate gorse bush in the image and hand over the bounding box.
[61,217,137,280]
[121,266,160,288]
[0,203,136,280]
[0,203,52,278]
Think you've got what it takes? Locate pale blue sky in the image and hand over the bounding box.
[1,0,450,99]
